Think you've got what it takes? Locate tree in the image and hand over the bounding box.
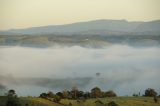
[54,95,61,103]
[71,86,79,99]
[7,89,17,97]
[91,87,102,98]
[144,88,157,97]
[6,89,19,106]
[77,90,84,98]
[83,92,91,99]
[62,90,69,99]
[104,90,117,97]
[56,92,63,98]
[40,93,48,98]
[47,91,54,98]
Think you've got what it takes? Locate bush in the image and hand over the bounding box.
[6,97,19,106]
[108,101,118,106]
[54,95,61,103]
[104,90,117,97]
[47,91,54,98]
[91,87,102,98]
[144,88,157,97]
[39,93,48,98]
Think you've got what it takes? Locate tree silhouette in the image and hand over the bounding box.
[6,89,19,106]
[47,91,54,98]
[145,88,157,97]
[91,87,102,98]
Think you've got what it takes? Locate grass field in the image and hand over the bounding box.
[60,97,159,106]
[0,96,159,106]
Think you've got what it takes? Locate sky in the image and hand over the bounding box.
[0,0,160,30]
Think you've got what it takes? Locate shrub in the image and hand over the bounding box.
[104,90,117,97]
[108,101,118,106]
[54,95,61,103]
[91,87,102,98]
[144,88,157,97]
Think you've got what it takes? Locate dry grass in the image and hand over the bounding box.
[60,97,160,106]
[0,96,159,106]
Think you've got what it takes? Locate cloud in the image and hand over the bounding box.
[0,45,160,96]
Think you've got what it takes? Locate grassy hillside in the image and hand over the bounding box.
[0,96,64,106]
[60,97,159,106]
[1,96,159,106]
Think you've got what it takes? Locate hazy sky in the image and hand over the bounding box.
[0,0,160,30]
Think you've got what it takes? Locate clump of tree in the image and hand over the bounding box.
[133,92,141,97]
[7,89,17,97]
[70,86,79,99]
[103,90,117,97]
[132,93,139,97]
[62,90,70,99]
[83,92,91,99]
[66,86,84,99]
[39,91,62,103]
[53,95,61,103]
[144,88,157,97]
[91,87,102,98]
[47,91,55,98]
[6,89,19,106]
[40,91,55,98]
[39,86,118,100]
[40,93,48,98]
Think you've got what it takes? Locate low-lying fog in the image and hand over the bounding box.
[0,45,160,96]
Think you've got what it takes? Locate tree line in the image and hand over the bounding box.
[39,87,159,102]
[2,87,159,106]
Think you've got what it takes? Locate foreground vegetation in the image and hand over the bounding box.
[60,97,160,106]
[0,96,159,106]
[0,88,159,106]
[0,96,63,106]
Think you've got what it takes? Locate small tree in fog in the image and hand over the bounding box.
[62,90,69,98]
[71,86,79,99]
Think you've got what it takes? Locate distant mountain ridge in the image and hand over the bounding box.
[1,19,160,36]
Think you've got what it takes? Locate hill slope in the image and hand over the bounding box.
[0,96,64,106]
[1,19,160,36]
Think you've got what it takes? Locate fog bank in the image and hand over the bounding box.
[0,45,160,96]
